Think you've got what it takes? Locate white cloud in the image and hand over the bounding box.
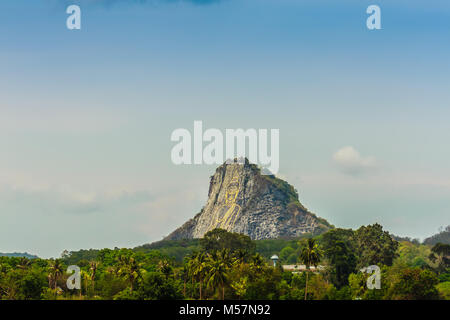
[332,146,377,175]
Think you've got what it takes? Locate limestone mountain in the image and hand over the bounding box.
[166,159,332,240]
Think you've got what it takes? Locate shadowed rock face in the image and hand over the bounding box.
[165,160,332,240]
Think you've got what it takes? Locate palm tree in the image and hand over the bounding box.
[16,257,31,270]
[233,249,248,263]
[299,238,322,300]
[117,255,144,291]
[106,266,116,276]
[249,253,265,277]
[217,249,235,267]
[48,259,64,291]
[80,270,90,298]
[206,251,230,300]
[181,265,189,298]
[89,261,99,295]
[157,259,172,278]
[185,255,196,298]
[192,252,207,300]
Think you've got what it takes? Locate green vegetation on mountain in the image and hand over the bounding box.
[262,174,334,233]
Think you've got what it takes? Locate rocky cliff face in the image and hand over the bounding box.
[165,159,332,240]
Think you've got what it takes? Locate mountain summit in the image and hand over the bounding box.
[166,159,332,240]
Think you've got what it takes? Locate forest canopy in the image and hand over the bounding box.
[0,224,449,300]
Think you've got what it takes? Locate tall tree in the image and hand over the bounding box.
[16,257,31,270]
[48,259,64,291]
[355,223,399,268]
[89,261,99,295]
[206,253,230,300]
[117,255,144,291]
[387,268,439,300]
[192,252,207,300]
[299,238,322,300]
[157,259,173,278]
[185,255,197,298]
[80,270,90,298]
[429,243,450,273]
[320,228,357,288]
[200,229,255,257]
[249,253,265,275]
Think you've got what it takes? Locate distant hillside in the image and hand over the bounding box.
[134,239,201,262]
[423,225,450,245]
[0,252,38,259]
[392,235,420,245]
[60,236,314,265]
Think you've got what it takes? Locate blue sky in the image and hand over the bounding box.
[1,0,449,257]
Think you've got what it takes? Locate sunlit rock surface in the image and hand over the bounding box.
[165,159,332,240]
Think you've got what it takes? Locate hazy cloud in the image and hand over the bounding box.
[0,184,154,216]
[0,178,206,257]
[333,146,377,176]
